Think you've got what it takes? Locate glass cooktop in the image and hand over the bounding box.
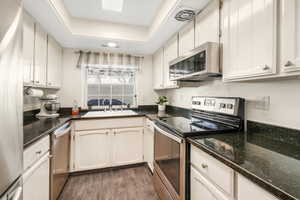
[156,116,236,137]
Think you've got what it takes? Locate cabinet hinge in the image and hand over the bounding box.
[73,163,75,169]
[73,135,75,141]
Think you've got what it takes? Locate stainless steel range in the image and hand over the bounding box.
[153,97,245,200]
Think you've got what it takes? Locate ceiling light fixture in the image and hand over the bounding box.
[102,42,119,48]
[102,0,124,12]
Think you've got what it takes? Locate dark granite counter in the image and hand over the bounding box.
[188,121,300,200]
[23,117,71,148]
[23,105,186,149]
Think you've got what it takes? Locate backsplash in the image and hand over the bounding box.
[164,78,300,130]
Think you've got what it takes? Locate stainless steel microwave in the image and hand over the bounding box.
[169,42,221,81]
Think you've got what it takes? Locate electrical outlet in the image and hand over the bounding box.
[253,96,270,111]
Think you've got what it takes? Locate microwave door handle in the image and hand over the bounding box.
[154,124,183,143]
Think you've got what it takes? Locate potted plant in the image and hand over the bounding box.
[156,96,168,111]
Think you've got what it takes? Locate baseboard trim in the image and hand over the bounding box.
[70,162,147,176]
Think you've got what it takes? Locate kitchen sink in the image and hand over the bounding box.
[82,110,138,118]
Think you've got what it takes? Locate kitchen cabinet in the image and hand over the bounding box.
[178,21,195,57]
[222,0,277,81]
[143,119,154,172]
[23,12,35,86]
[74,129,111,171]
[190,166,230,200]
[34,23,47,86]
[112,127,144,166]
[72,117,145,172]
[23,154,50,200]
[195,0,220,47]
[237,174,279,200]
[153,48,164,89]
[47,36,62,88]
[163,35,178,88]
[280,0,300,74]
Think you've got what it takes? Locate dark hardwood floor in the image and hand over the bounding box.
[59,166,159,200]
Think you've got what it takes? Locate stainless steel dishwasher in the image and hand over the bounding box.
[50,122,71,200]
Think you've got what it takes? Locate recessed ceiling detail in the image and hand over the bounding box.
[102,0,124,12]
[24,0,211,54]
[63,0,163,26]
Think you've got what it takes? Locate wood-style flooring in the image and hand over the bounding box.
[59,166,159,200]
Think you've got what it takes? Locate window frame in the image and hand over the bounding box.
[83,65,138,109]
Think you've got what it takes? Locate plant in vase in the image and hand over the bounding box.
[156,96,168,111]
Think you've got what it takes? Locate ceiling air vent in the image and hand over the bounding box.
[175,9,195,21]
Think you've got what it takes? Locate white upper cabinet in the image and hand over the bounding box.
[163,35,178,88]
[222,0,277,81]
[280,0,300,74]
[195,0,220,46]
[179,22,195,56]
[47,36,62,88]
[153,48,164,89]
[23,12,35,86]
[34,23,47,86]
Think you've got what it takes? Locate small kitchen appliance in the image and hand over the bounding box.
[36,95,61,118]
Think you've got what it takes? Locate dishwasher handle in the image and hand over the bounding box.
[10,187,22,200]
[54,123,71,138]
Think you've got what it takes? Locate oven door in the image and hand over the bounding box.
[154,123,184,200]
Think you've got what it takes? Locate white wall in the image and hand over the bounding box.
[164,78,300,130]
[59,48,157,108]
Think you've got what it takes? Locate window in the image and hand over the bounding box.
[86,66,137,108]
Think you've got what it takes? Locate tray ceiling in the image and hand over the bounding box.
[63,0,163,26]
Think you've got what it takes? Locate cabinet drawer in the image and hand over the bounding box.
[74,117,144,131]
[24,136,50,171]
[237,174,279,200]
[145,118,154,132]
[191,145,234,197]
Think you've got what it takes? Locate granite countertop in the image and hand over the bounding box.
[23,108,177,149]
[188,121,300,200]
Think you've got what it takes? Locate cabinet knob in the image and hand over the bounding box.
[284,61,295,67]
[262,65,270,71]
[48,82,52,85]
[36,150,42,155]
[201,163,208,169]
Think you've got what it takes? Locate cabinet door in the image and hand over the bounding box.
[34,24,47,86]
[153,48,164,89]
[179,22,195,57]
[164,35,178,88]
[190,166,229,200]
[195,0,220,46]
[222,0,277,80]
[74,130,111,171]
[23,155,49,200]
[143,127,154,172]
[112,127,144,166]
[237,174,279,200]
[23,12,35,85]
[47,36,62,88]
[280,0,300,73]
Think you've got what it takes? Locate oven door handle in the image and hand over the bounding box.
[154,124,183,143]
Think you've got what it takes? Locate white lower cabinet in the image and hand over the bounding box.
[23,153,50,200]
[74,129,111,171]
[112,128,144,166]
[237,174,279,200]
[143,120,154,172]
[191,166,230,200]
[73,121,145,172]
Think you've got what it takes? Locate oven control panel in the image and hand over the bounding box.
[192,97,239,115]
